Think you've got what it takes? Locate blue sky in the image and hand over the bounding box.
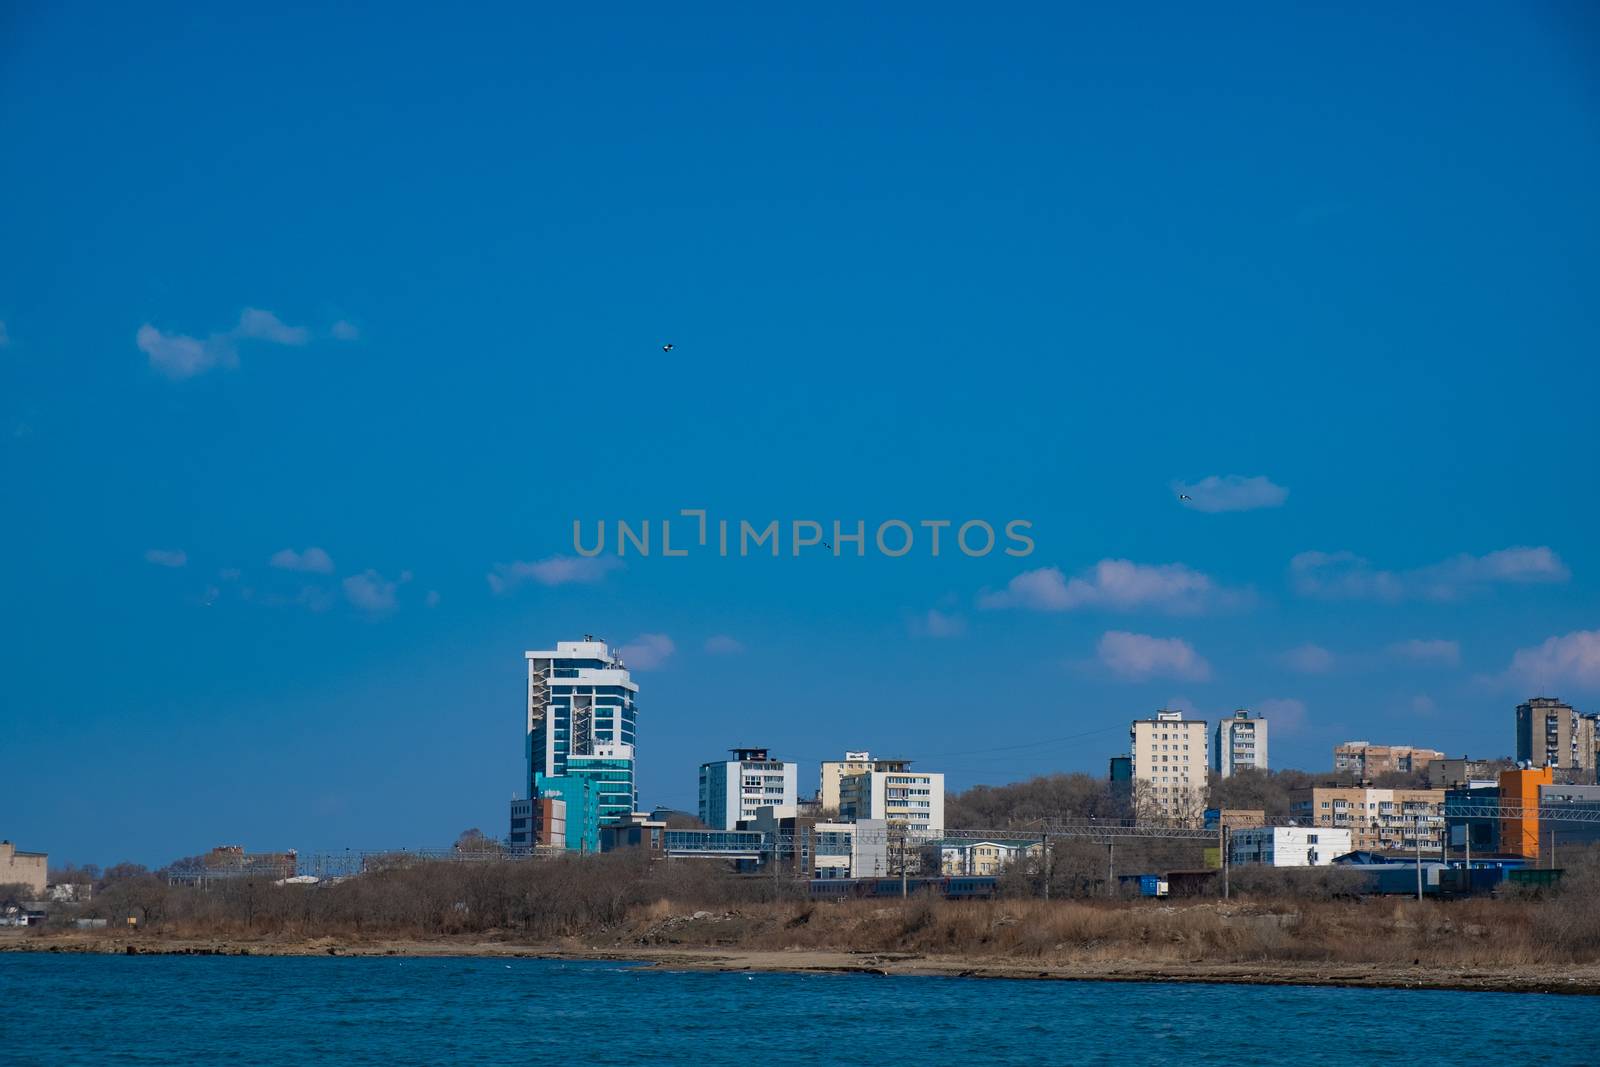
[2,3,1597,867]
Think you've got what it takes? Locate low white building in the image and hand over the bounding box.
[937,838,1042,877]
[744,806,888,878]
[699,748,798,831]
[1228,826,1351,868]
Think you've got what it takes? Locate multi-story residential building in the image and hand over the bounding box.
[1290,786,1446,852]
[699,748,798,831]
[511,639,639,844]
[1332,741,1446,778]
[1228,827,1351,867]
[1213,709,1269,778]
[1130,709,1208,825]
[0,841,47,897]
[838,763,944,838]
[819,751,901,812]
[1515,697,1598,772]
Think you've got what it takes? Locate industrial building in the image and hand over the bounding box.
[1227,827,1351,868]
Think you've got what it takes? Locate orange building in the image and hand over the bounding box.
[1498,766,1553,858]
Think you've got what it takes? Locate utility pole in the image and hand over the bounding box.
[899,826,908,898]
[1222,824,1230,901]
[1042,832,1051,901]
[1415,814,1423,902]
[1106,840,1115,897]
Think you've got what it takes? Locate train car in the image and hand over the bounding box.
[806,876,999,900]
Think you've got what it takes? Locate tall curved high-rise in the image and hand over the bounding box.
[509,638,638,849]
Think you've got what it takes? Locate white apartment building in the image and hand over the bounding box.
[838,764,944,838]
[1228,827,1351,868]
[1213,709,1269,778]
[1130,709,1208,825]
[698,748,798,831]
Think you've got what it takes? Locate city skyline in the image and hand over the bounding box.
[3,5,1598,866]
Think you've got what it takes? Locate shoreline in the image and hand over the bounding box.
[6,933,1597,995]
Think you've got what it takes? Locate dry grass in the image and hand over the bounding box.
[618,895,1592,967]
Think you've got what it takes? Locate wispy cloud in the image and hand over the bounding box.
[144,548,187,568]
[343,569,408,614]
[269,546,335,574]
[234,308,308,346]
[138,308,310,379]
[1388,638,1461,666]
[619,633,675,670]
[0,320,9,346]
[1173,474,1288,513]
[1502,629,1600,691]
[1283,643,1334,673]
[910,608,967,638]
[1256,697,1308,736]
[1096,631,1211,681]
[331,320,360,341]
[1291,546,1568,601]
[487,555,619,594]
[981,559,1242,615]
[704,634,745,655]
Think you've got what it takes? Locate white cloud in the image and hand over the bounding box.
[331,320,360,341]
[487,555,620,593]
[144,548,187,568]
[1173,474,1288,513]
[234,308,308,345]
[704,634,745,655]
[1096,631,1211,681]
[1255,697,1308,736]
[138,325,233,379]
[425,590,441,608]
[1389,638,1461,666]
[269,546,335,574]
[910,609,967,638]
[1291,546,1568,601]
[619,633,675,670]
[1283,643,1335,673]
[138,308,310,379]
[343,569,402,613]
[1503,630,1600,691]
[1410,694,1437,716]
[981,559,1239,614]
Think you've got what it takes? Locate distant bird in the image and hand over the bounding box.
[662,343,674,352]
[1178,493,1192,502]
[822,540,833,551]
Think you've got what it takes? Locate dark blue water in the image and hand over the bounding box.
[2,954,1596,1065]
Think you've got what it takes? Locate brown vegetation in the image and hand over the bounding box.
[9,844,1596,976]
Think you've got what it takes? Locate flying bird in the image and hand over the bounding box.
[661,343,674,352]
[1178,493,1192,502]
